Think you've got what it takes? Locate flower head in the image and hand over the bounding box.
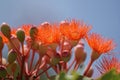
[86,33,115,54]
[60,20,91,40]
[37,22,61,45]
[96,56,120,74]
[0,29,17,43]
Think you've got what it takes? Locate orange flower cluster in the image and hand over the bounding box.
[96,56,120,74]
[0,20,91,45]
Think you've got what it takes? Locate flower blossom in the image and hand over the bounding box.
[86,33,115,54]
[96,56,120,74]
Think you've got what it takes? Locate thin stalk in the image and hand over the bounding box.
[67,59,75,71]
[34,66,51,79]
[83,59,93,76]
[29,50,35,71]
[9,39,22,66]
[0,50,2,65]
[20,43,25,80]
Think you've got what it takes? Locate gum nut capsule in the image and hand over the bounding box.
[86,68,94,77]
[61,50,71,62]
[0,23,11,39]
[50,54,60,65]
[8,49,17,64]
[0,66,7,78]
[29,26,38,40]
[16,28,25,43]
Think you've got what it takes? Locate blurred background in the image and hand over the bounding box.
[0,0,120,79]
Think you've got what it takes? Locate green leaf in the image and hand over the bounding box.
[98,69,120,80]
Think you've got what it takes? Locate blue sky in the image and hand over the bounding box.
[0,0,120,78]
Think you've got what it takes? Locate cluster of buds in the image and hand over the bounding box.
[0,20,116,80]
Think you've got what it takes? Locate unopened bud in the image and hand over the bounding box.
[0,36,4,50]
[50,53,60,65]
[10,62,17,73]
[86,68,94,77]
[39,44,48,55]
[8,49,17,64]
[74,42,86,63]
[61,50,71,62]
[29,26,38,40]
[41,22,50,27]
[16,29,25,43]
[31,41,39,50]
[0,23,11,39]
[60,21,69,26]
[48,43,58,51]
[0,65,7,78]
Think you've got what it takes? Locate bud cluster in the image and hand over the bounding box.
[0,20,116,80]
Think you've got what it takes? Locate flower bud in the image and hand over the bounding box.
[74,42,86,63]
[86,68,93,77]
[10,62,17,73]
[39,44,48,55]
[0,36,4,50]
[48,43,58,51]
[16,28,25,43]
[0,65,7,78]
[8,49,17,64]
[50,53,60,65]
[71,40,79,47]
[31,41,39,50]
[7,35,20,51]
[61,50,71,62]
[0,23,11,39]
[29,26,38,40]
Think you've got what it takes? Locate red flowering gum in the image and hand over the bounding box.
[60,20,91,40]
[37,22,61,45]
[96,56,120,74]
[86,33,115,61]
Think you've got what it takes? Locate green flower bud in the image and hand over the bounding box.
[0,36,4,50]
[39,44,48,55]
[8,49,17,64]
[29,26,38,40]
[31,41,39,50]
[0,23,11,39]
[10,62,17,73]
[16,29,25,43]
[61,50,71,62]
[50,53,60,65]
[48,43,58,51]
[0,66,7,78]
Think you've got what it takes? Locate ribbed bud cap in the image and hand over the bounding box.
[74,41,86,63]
[50,53,60,65]
[0,23,11,39]
[8,49,17,64]
[16,28,25,43]
[29,26,38,40]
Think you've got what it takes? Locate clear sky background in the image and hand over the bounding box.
[0,0,120,78]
